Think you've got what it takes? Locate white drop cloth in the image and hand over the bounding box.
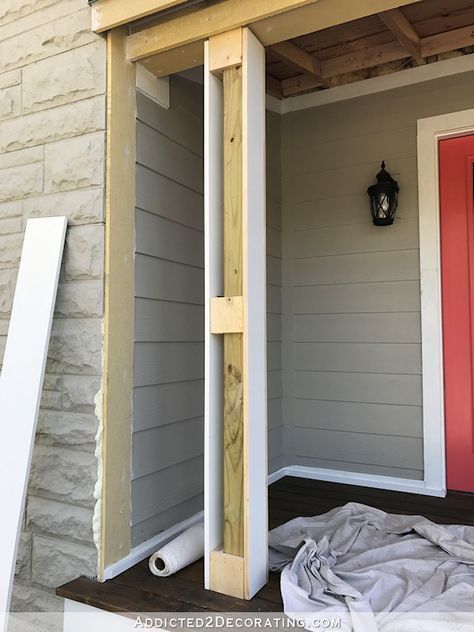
[269,502,474,631]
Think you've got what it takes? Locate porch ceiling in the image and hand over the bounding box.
[267,0,474,98]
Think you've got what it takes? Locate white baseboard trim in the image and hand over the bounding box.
[104,465,444,579]
[102,510,204,581]
[268,465,446,498]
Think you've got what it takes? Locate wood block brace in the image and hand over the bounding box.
[210,296,243,333]
[209,548,245,599]
[208,28,243,74]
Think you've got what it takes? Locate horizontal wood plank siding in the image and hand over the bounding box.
[281,70,474,480]
[132,78,204,547]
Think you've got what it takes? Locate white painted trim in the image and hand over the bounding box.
[282,55,474,114]
[136,62,170,108]
[417,108,474,497]
[103,511,204,580]
[203,41,224,592]
[0,217,67,632]
[265,94,282,115]
[269,465,445,497]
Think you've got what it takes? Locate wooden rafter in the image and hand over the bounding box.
[379,8,425,65]
[270,41,330,87]
[281,22,474,96]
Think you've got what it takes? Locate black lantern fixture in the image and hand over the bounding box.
[367,161,399,226]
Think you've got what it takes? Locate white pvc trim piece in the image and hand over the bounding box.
[0,217,67,631]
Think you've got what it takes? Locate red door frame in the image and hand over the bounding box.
[439,134,474,493]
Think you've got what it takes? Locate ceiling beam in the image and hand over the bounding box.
[91,0,189,33]
[270,41,330,87]
[127,0,423,62]
[281,23,474,97]
[266,74,283,99]
[378,8,425,66]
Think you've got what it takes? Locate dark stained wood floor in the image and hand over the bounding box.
[57,476,474,614]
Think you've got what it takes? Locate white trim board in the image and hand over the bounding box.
[417,108,474,498]
[278,54,474,114]
[0,217,67,632]
[103,511,204,580]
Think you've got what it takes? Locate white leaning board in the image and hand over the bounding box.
[0,217,67,631]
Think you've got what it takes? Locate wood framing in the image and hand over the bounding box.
[100,27,136,579]
[91,0,188,33]
[205,27,267,600]
[127,0,422,63]
[378,8,425,66]
[280,23,474,96]
[270,41,330,87]
[210,297,243,334]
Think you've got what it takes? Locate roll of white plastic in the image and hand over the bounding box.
[149,521,205,577]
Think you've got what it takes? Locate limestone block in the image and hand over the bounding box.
[10,582,64,612]
[44,132,104,193]
[32,535,97,588]
[63,224,104,281]
[26,496,94,544]
[0,162,42,202]
[0,0,61,29]
[0,200,22,218]
[14,532,31,582]
[29,444,97,507]
[0,268,17,315]
[61,375,101,413]
[0,9,97,73]
[23,187,104,225]
[0,95,105,152]
[23,41,105,114]
[37,410,98,446]
[0,69,20,90]
[47,318,102,375]
[0,145,42,170]
[55,280,103,318]
[0,217,22,234]
[7,612,63,632]
[0,85,20,120]
[39,389,62,411]
[0,234,23,267]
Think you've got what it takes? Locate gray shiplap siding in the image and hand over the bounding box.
[132,78,205,546]
[132,81,284,546]
[281,70,474,480]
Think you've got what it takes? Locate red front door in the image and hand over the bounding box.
[440,134,474,493]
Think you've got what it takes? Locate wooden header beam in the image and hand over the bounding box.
[379,8,425,66]
[127,0,423,62]
[91,0,188,33]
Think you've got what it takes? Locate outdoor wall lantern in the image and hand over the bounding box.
[367,161,399,226]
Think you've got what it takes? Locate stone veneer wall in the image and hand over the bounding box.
[0,0,106,625]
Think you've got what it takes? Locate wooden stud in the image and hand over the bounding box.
[100,27,136,578]
[92,0,188,33]
[270,41,330,87]
[379,8,425,66]
[211,297,243,334]
[222,64,244,559]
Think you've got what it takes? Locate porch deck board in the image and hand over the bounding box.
[57,476,474,614]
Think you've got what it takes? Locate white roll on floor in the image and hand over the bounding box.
[149,521,204,577]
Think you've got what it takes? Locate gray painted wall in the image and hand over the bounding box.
[133,78,205,546]
[132,79,284,546]
[281,70,474,480]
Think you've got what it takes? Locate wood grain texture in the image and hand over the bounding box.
[223,66,244,557]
